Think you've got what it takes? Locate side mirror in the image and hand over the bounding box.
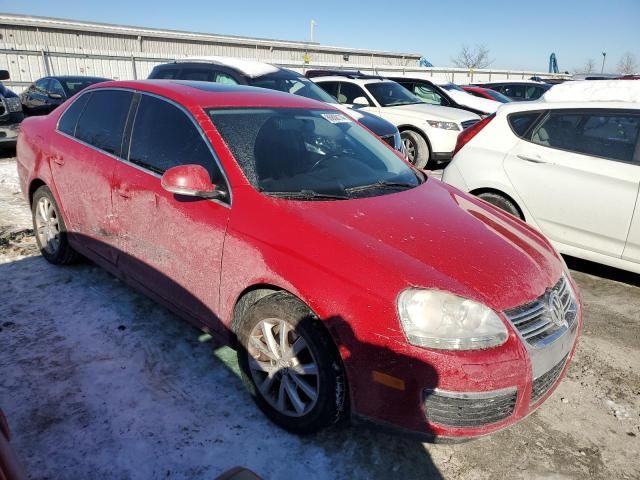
[161,164,226,200]
[48,92,64,100]
[351,96,370,108]
[0,70,9,81]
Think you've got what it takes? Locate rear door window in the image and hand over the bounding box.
[502,85,525,99]
[180,68,214,81]
[75,90,133,156]
[316,81,339,100]
[152,68,180,79]
[531,110,640,163]
[413,84,444,105]
[128,94,223,185]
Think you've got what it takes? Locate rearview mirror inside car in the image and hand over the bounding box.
[161,164,226,200]
[0,70,10,81]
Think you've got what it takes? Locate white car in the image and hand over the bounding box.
[437,82,501,114]
[310,73,480,168]
[442,81,640,274]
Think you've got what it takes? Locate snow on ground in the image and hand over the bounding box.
[1,156,639,479]
[543,80,640,103]
[0,157,32,233]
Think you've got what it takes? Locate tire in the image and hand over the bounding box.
[236,291,347,435]
[31,185,80,265]
[477,192,523,220]
[400,130,429,169]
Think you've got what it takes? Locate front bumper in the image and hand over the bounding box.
[349,278,583,441]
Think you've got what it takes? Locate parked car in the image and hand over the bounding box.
[462,85,513,103]
[0,69,24,149]
[442,83,640,274]
[148,58,402,153]
[20,76,109,116]
[309,72,481,168]
[434,82,501,114]
[17,80,581,441]
[370,76,488,116]
[0,409,27,480]
[474,81,551,101]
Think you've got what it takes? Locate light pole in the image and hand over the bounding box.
[601,52,607,74]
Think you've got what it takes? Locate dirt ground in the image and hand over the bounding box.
[0,156,638,479]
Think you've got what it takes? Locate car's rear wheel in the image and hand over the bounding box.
[236,291,347,434]
[477,192,523,220]
[401,130,429,169]
[32,186,80,264]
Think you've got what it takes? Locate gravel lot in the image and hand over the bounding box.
[0,155,639,479]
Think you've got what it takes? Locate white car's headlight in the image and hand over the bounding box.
[426,120,460,131]
[397,289,508,350]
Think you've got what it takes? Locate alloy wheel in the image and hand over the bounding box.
[247,318,320,417]
[34,197,60,254]
[402,137,416,164]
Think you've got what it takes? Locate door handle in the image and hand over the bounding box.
[49,154,64,166]
[116,187,131,199]
[517,154,546,164]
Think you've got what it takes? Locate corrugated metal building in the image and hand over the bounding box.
[0,13,568,93]
[0,13,422,92]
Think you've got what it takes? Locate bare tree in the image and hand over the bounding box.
[617,52,638,75]
[451,45,494,69]
[579,58,597,74]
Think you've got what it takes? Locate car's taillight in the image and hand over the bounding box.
[452,113,495,157]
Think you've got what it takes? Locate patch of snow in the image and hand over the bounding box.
[443,88,500,114]
[543,80,640,103]
[0,158,32,234]
[175,56,279,78]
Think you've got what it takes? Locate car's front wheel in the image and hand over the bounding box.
[400,130,429,169]
[237,292,347,434]
[32,185,80,264]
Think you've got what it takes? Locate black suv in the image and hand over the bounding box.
[474,82,551,101]
[149,59,402,152]
[0,69,24,149]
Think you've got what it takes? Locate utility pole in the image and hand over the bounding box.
[601,52,607,74]
[310,20,316,43]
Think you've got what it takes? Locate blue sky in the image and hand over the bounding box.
[1,0,638,72]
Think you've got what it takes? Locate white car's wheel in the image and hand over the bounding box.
[400,130,429,169]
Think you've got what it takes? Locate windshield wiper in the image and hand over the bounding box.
[266,190,350,200]
[346,181,416,193]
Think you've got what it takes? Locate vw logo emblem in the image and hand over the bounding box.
[547,291,566,328]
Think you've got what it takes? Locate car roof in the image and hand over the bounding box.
[311,75,393,85]
[387,77,435,84]
[167,56,280,78]
[48,75,110,81]
[497,100,640,114]
[478,81,548,86]
[84,79,334,109]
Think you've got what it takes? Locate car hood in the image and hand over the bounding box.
[387,103,480,123]
[280,180,562,312]
[445,89,501,113]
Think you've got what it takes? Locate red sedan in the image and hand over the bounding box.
[16,80,581,440]
[462,85,513,103]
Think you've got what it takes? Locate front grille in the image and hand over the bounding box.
[531,354,568,403]
[461,119,479,130]
[424,388,517,427]
[504,276,578,347]
[380,134,395,148]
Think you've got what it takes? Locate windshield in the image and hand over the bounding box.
[483,89,513,103]
[62,78,106,96]
[208,108,421,199]
[366,82,424,107]
[440,83,466,92]
[248,73,337,104]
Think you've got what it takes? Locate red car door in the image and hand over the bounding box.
[51,89,134,264]
[111,93,231,328]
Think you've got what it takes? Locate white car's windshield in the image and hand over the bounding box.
[208,107,422,199]
[366,82,424,107]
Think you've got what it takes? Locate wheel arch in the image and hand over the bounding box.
[28,178,48,206]
[470,187,526,221]
[397,124,432,153]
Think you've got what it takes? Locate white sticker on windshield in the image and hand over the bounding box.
[321,113,352,124]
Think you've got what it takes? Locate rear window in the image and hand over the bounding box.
[508,112,542,138]
[58,92,91,136]
[75,90,133,156]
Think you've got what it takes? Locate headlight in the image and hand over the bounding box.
[426,120,460,131]
[397,289,508,350]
